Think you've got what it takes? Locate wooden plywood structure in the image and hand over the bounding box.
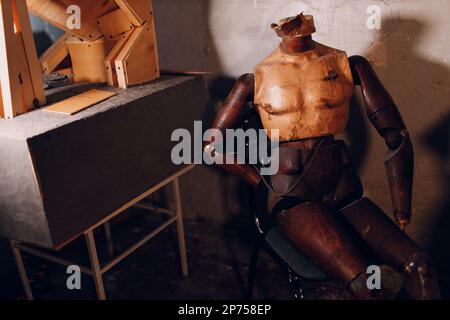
[26,0,117,41]
[66,36,117,83]
[0,76,207,249]
[0,0,46,119]
[96,8,134,39]
[115,21,159,88]
[31,0,160,89]
[39,35,69,74]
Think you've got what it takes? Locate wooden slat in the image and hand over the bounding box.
[15,32,35,113]
[0,82,4,118]
[39,35,69,74]
[26,0,117,41]
[96,8,134,39]
[0,0,23,118]
[114,0,152,27]
[104,30,134,86]
[115,21,159,89]
[66,37,117,83]
[13,0,46,106]
[44,89,117,115]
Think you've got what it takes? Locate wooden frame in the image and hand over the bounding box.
[2,0,160,119]
[66,36,117,83]
[10,166,193,300]
[0,0,45,119]
[115,0,152,27]
[96,8,134,39]
[32,0,160,89]
[26,0,117,41]
[115,21,159,89]
[104,30,134,86]
[39,34,69,74]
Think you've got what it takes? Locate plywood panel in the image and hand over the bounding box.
[115,22,159,88]
[96,8,134,39]
[15,32,35,113]
[45,89,117,115]
[66,36,116,83]
[26,0,117,41]
[0,0,23,118]
[104,30,134,86]
[40,35,69,74]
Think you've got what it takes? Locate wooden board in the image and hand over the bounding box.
[0,0,23,118]
[115,21,159,88]
[40,35,69,74]
[96,8,134,39]
[104,30,134,86]
[12,0,46,106]
[44,89,117,115]
[15,32,35,113]
[26,0,117,41]
[114,0,152,26]
[66,36,117,83]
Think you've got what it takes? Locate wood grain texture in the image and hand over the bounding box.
[12,0,46,106]
[114,0,152,26]
[66,37,117,83]
[115,21,159,88]
[0,0,22,118]
[104,30,134,86]
[96,8,134,39]
[26,0,117,41]
[28,76,205,248]
[15,32,35,113]
[45,89,117,115]
[39,35,69,74]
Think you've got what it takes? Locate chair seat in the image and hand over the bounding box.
[265,225,328,281]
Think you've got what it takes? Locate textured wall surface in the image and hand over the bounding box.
[29,1,449,270]
[153,0,449,262]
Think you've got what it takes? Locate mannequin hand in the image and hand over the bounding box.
[395,212,411,231]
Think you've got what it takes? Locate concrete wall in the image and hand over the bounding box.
[153,0,450,262]
[29,1,449,269]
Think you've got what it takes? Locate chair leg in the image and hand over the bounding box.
[246,241,261,300]
[287,267,304,300]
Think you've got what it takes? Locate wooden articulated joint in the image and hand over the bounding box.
[39,35,69,74]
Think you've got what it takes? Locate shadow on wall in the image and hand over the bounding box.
[153,1,256,290]
[350,16,450,284]
[153,0,254,232]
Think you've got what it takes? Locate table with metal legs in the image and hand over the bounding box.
[9,165,193,300]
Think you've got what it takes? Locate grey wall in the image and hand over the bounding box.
[153,0,450,261]
[30,1,449,270]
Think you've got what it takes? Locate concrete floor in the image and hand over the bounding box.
[0,207,353,300]
[0,206,448,300]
